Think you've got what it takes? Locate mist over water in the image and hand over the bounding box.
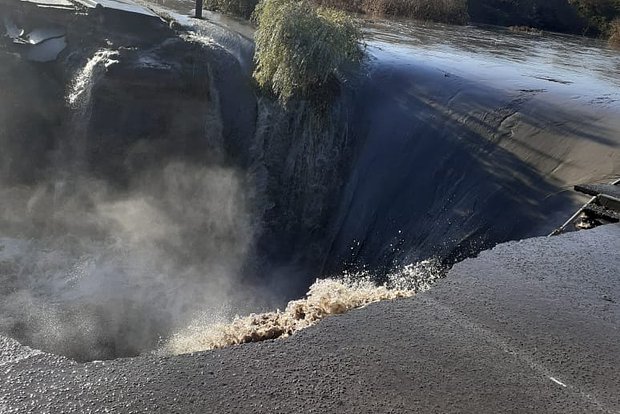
[0,42,265,360]
[1,4,618,362]
[0,160,258,360]
[0,151,438,360]
[0,41,430,361]
[163,260,445,355]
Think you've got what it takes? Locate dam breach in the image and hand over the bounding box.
[0,0,619,363]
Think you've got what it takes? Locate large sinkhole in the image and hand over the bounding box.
[2,0,618,363]
[0,181,445,363]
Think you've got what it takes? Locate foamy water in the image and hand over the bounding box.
[67,49,119,106]
[162,259,444,355]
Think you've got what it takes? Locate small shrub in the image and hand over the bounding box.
[253,0,363,103]
[310,0,365,14]
[509,25,544,34]
[569,0,620,36]
[469,0,587,34]
[205,0,259,19]
[610,18,620,45]
[363,0,468,24]
[311,0,469,24]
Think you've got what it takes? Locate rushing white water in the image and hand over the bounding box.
[162,259,445,355]
[67,50,119,106]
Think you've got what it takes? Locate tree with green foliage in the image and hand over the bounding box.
[569,0,620,36]
[252,0,363,103]
[204,0,259,19]
[610,18,620,44]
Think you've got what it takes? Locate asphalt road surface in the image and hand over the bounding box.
[1,224,619,413]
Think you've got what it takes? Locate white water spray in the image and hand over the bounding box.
[162,259,445,355]
[67,49,119,107]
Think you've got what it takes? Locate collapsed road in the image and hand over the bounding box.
[1,224,619,413]
[1,0,619,412]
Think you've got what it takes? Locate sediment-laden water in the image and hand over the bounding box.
[163,259,444,355]
[0,2,618,361]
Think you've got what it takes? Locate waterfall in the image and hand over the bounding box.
[67,49,119,107]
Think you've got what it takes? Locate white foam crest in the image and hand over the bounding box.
[162,259,445,355]
[67,49,119,106]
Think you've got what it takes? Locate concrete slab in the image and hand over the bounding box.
[7,0,158,16]
[18,0,75,9]
[23,26,65,45]
[74,0,159,17]
[576,183,620,200]
[24,36,66,61]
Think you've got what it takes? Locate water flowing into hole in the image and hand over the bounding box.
[162,260,445,355]
[2,2,618,365]
[67,49,119,107]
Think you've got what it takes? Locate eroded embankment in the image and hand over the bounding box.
[1,225,619,414]
[0,5,261,361]
[321,20,620,270]
[0,2,618,362]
